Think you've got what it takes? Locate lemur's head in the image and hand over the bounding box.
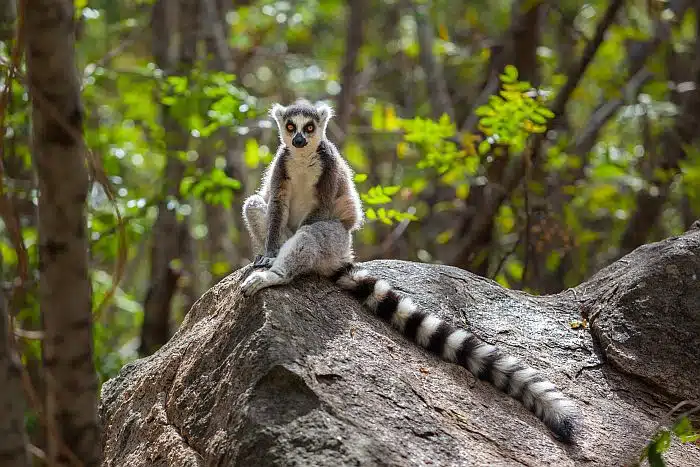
[270,99,333,150]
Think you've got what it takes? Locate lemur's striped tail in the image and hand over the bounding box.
[329,264,580,443]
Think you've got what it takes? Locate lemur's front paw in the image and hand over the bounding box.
[253,254,275,269]
[241,269,286,297]
[241,271,268,297]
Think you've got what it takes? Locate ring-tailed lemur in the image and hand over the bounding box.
[240,99,580,443]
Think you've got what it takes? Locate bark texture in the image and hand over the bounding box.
[100,228,700,466]
[25,1,101,465]
[334,0,366,145]
[414,3,454,121]
[0,0,15,41]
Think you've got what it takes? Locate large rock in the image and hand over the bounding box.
[99,229,700,466]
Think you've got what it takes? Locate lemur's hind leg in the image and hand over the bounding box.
[242,194,269,254]
[241,220,353,297]
[242,194,293,259]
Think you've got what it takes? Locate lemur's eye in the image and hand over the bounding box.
[286,122,295,132]
[305,124,315,133]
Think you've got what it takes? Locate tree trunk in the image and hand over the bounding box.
[140,0,199,356]
[511,0,541,85]
[681,191,697,230]
[178,220,200,321]
[0,256,30,466]
[24,1,101,465]
[0,0,15,41]
[414,3,454,121]
[334,0,366,145]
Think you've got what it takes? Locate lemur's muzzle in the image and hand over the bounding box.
[292,133,307,148]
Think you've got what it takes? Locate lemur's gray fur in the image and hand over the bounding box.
[240,99,580,443]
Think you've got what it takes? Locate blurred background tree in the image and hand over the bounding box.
[1,0,700,462]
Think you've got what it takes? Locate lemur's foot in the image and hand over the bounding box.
[252,254,275,269]
[241,270,286,297]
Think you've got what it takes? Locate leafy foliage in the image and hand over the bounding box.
[361,184,417,225]
[0,0,699,438]
[180,169,242,208]
[474,64,555,155]
[639,416,700,467]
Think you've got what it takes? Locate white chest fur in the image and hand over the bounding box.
[286,150,322,230]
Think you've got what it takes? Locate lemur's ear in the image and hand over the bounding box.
[269,103,286,124]
[316,102,334,128]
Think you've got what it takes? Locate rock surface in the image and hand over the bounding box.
[100,229,700,466]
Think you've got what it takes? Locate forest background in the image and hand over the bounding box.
[1,0,699,465]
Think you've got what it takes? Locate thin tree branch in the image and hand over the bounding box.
[549,0,625,125]
[462,72,501,135]
[570,68,653,156]
[489,234,522,280]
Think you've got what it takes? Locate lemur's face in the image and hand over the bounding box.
[270,101,333,151]
[282,113,319,149]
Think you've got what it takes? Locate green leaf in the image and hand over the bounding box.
[455,183,469,199]
[546,251,562,272]
[371,104,384,130]
[436,230,453,244]
[592,163,626,179]
[474,105,495,117]
[212,261,231,276]
[500,64,518,83]
[377,207,393,225]
[673,417,700,443]
[344,139,369,171]
[535,106,555,118]
[478,140,491,155]
[656,430,672,453]
[244,138,261,168]
[645,430,671,467]
[383,186,400,196]
[180,177,195,196]
[529,113,547,124]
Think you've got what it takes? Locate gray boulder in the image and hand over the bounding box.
[99,228,700,466]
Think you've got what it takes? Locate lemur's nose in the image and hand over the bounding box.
[292,133,307,148]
